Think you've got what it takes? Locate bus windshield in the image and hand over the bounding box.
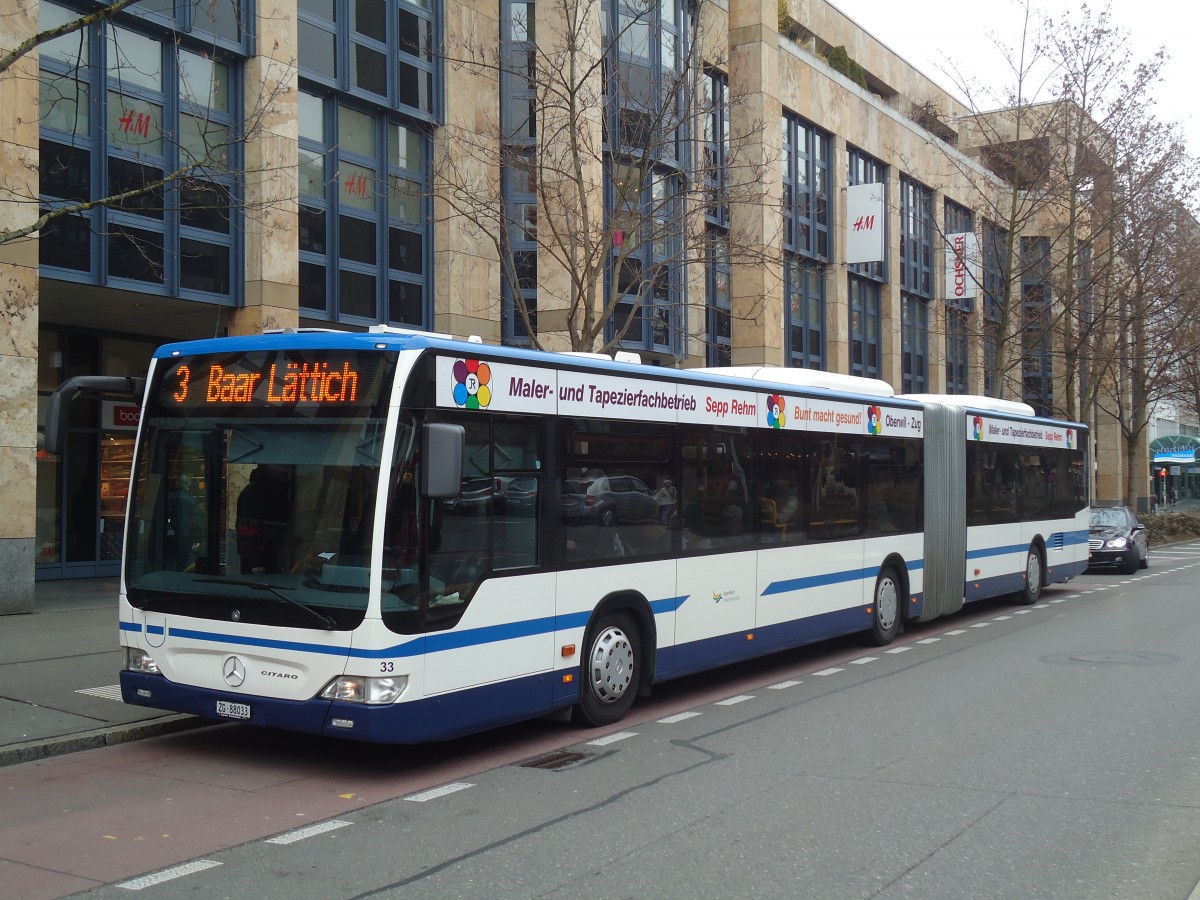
[124,349,397,630]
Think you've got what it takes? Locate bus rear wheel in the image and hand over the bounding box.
[869,565,901,645]
[576,613,640,726]
[1016,547,1043,604]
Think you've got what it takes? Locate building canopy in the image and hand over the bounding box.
[1150,435,1200,464]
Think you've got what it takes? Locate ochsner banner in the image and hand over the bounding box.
[945,231,979,301]
[969,414,1077,450]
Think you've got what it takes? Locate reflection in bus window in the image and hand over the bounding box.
[561,420,673,564]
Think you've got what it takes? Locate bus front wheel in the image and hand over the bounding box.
[576,613,640,726]
[869,566,901,646]
[1017,547,1043,604]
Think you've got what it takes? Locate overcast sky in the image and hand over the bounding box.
[827,0,1199,155]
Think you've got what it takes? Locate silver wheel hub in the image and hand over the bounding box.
[1027,552,1041,593]
[876,577,898,630]
[589,626,635,704]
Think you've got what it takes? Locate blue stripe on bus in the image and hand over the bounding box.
[121,595,693,661]
[967,530,1089,561]
[761,559,924,598]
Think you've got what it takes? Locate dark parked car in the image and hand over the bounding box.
[561,474,657,526]
[1087,505,1149,573]
[502,476,539,515]
[444,477,494,515]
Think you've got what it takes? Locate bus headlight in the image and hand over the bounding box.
[319,675,408,705]
[1104,537,1129,549]
[125,647,161,674]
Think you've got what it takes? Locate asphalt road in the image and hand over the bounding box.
[19,541,1200,899]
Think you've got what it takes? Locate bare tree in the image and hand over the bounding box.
[1095,114,1200,507]
[436,0,774,357]
[908,1,1174,426]
[1,0,293,256]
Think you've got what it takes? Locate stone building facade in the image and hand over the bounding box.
[0,0,1135,610]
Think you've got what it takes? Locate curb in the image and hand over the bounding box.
[0,715,211,769]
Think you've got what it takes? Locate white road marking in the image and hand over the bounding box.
[715,695,754,706]
[586,732,637,747]
[76,685,123,701]
[265,820,352,845]
[658,711,702,724]
[118,861,221,890]
[405,782,475,802]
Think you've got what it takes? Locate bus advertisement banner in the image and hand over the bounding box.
[436,355,922,438]
[969,414,1077,450]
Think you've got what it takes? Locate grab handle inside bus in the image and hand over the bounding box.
[421,422,465,499]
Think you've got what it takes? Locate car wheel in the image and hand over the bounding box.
[575,613,640,726]
[1139,547,1149,569]
[868,565,901,646]
[1016,546,1043,604]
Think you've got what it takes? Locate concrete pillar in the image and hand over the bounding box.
[728,0,783,365]
[230,0,300,337]
[0,2,39,613]
[532,0,605,353]
[436,0,501,342]
[825,135,849,373]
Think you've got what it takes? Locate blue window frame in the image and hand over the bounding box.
[297,90,429,326]
[849,275,880,379]
[703,69,729,228]
[604,0,686,164]
[501,1,537,344]
[899,176,933,393]
[127,0,251,52]
[782,112,831,261]
[982,219,1007,395]
[847,147,886,281]
[901,294,929,392]
[602,0,688,356]
[706,228,731,366]
[1021,236,1053,415]
[502,153,538,343]
[609,167,680,354]
[899,176,933,298]
[38,2,240,301]
[785,254,824,369]
[297,0,438,122]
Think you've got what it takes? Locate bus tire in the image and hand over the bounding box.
[576,613,640,726]
[1016,546,1043,604]
[869,565,901,646]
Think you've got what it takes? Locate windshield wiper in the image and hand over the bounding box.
[197,578,337,630]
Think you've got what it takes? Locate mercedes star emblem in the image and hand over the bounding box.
[223,656,246,687]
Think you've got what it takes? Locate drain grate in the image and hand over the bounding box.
[519,750,590,770]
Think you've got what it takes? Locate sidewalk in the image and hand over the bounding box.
[0,578,203,768]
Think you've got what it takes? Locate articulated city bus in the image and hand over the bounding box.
[46,329,1089,742]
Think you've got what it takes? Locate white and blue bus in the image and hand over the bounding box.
[47,329,1089,742]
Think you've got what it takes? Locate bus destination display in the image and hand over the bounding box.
[156,352,390,415]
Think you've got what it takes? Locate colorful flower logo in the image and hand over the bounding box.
[712,591,723,603]
[867,405,883,435]
[766,394,786,429]
[452,359,492,409]
[1066,429,1075,449]
[972,416,984,440]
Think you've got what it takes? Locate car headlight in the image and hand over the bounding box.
[319,675,408,705]
[125,647,161,674]
[1105,537,1129,549]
